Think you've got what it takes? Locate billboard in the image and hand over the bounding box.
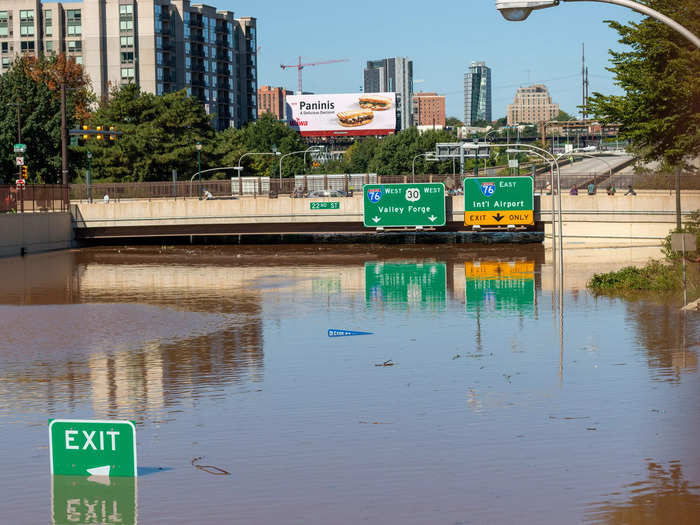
[286,92,397,137]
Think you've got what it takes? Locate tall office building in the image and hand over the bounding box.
[463,61,492,126]
[258,85,291,120]
[363,57,413,130]
[507,84,559,125]
[0,0,258,130]
[412,92,445,128]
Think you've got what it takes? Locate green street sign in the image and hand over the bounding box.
[363,183,445,228]
[365,262,446,309]
[70,136,79,146]
[464,176,534,226]
[310,201,339,210]
[52,475,136,525]
[49,419,137,477]
[13,143,26,153]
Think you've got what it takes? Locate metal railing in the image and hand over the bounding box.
[1,184,69,213]
[66,172,700,202]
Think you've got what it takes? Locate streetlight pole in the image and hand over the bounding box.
[8,101,22,181]
[196,141,202,194]
[279,148,316,192]
[412,152,436,183]
[87,150,92,203]
[61,82,68,185]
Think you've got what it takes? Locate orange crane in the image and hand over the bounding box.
[281,56,350,93]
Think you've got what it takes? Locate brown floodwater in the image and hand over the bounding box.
[0,245,698,524]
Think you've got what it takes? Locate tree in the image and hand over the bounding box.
[494,116,508,127]
[555,110,575,122]
[0,54,91,183]
[85,84,214,181]
[445,117,463,128]
[587,0,699,168]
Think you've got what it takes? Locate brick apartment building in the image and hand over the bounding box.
[257,85,292,120]
[412,91,445,128]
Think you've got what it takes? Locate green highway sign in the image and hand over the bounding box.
[52,475,136,525]
[49,419,137,477]
[363,183,445,228]
[464,176,534,226]
[13,143,26,153]
[310,201,339,210]
[365,262,446,309]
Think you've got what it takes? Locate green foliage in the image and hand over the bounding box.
[83,84,214,181]
[587,0,700,168]
[445,117,463,128]
[555,110,575,122]
[588,260,681,293]
[0,55,90,183]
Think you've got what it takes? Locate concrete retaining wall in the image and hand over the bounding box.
[0,212,73,258]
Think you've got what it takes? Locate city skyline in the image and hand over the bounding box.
[225,0,637,121]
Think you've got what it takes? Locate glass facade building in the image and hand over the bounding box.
[463,61,492,126]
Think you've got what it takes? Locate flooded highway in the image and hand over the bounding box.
[0,245,698,524]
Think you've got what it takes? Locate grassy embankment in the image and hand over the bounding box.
[587,212,700,299]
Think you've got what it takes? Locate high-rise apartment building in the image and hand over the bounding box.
[0,0,258,130]
[412,92,445,128]
[463,61,492,126]
[507,84,559,125]
[258,85,292,120]
[363,57,413,130]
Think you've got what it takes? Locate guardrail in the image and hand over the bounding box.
[1,184,69,213]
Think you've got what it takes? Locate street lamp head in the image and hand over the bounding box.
[495,1,559,21]
[196,142,202,151]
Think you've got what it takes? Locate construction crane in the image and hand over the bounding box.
[281,56,350,93]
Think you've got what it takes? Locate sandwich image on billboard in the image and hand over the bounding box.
[287,92,397,137]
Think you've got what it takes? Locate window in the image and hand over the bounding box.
[20,10,35,36]
[185,42,190,54]
[1,42,6,53]
[156,36,162,48]
[20,41,35,52]
[156,52,163,65]
[0,11,8,37]
[121,67,135,80]
[67,10,81,36]
[45,10,53,36]
[2,57,8,68]
[186,57,190,69]
[120,36,133,47]
[119,5,133,15]
[157,83,164,95]
[67,40,82,52]
[75,56,82,65]
[186,72,191,84]
[120,20,133,31]
[121,51,134,63]
[45,40,53,52]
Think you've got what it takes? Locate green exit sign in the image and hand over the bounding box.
[363,183,446,228]
[49,419,137,477]
[52,475,136,525]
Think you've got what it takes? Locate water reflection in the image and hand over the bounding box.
[586,460,700,524]
[625,301,699,383]
[52,476,136,525]
[465,259,537,316]
[365,262,446,310]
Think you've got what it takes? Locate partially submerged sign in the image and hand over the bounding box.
[49,419,137,477]
[363,183,446,227]
[464,176,534,226]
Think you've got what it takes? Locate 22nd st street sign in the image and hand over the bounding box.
[464,176,534,226]
[49,419,137,477]
[363,183,446,227]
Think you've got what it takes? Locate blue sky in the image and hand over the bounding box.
[223,0,641,120]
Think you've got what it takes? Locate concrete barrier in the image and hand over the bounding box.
[0,212,73,258]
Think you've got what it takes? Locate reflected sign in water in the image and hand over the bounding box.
[365,262,446,309]
[465,260,535,314]
[52,475,136,525]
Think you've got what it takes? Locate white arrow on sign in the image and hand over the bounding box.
[372,216,381,223]
[428,215,437,222]
[87,465,111,477]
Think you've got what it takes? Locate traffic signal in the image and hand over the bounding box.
[21,165,28,179]
[82,125,89,140]
[109,126,116,141]
[96,125,103,140]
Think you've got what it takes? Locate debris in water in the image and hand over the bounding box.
[375,360,395,367]
[191,457,230,476]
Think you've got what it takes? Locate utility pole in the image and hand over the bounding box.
[61,82,68,185]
